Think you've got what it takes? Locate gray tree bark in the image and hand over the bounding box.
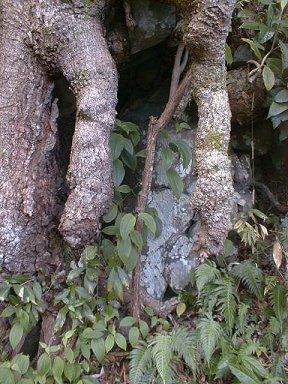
[0,0,117,273]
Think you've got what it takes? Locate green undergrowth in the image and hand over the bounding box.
[0,119,287,383]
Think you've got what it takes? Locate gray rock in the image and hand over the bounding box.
[127,0,176,53]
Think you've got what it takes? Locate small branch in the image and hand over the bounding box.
[131,45,191,320]
[169,44,188,102]
[250,180,288,213]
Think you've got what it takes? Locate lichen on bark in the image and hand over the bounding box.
[181,0,237,256]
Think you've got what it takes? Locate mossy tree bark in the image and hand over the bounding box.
[0,0,117,273]
[172,0,237,257]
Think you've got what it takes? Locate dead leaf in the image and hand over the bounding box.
[273,241,283,270]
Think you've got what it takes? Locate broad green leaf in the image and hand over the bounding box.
[9,323,23,350]
[139,320,149,338]
[81,341,91,360]
[117,237,132,264]
[115,333,127,351]
[0,285,10,301]
[262,65,275,91]
[241,21,264,30]
[1,306,16,317]
[121,149,137,171]
[64,347,74,363]
[172,139,192,169]
[0,368,15,384]
[11,354,29,375]
[267,102,288,118]
[120,316,136,327]
[67,267,84,282]
[103,203,118,223]
[161,147,175,170]
[129,327,140,347]
[166,168,184,199]
[116,185,131,194]
[110,133,124,160]
[138,213,156,235]
[91,338,105,363]
[275,89,288,103]
[52,356,64,379]
[117,267,130,288]
[105,334,115,353]
[125,245,138,272]
[37,353,51,376]
[241,38,262,61]
[279,40,288,73]
[75,286,90,299]
[113,159,125,186]
[83,245,97,260]
[123,138,134,155]
[176,302,186,317]
[120,213,136,239]
[130,230,144,250]
[176,121,191,132]
[102,225,117,236]
[82,328,103,339]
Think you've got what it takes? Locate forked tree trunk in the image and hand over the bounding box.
[0,0,117,273]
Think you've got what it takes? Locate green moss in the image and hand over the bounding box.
[208,132,224,151]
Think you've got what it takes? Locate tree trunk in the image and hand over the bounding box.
[173,0,237,256]
[0,0,117,273]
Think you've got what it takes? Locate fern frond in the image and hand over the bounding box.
[271,352,287,379]
[197,315,222,365]
[171,327,199,378]
[237,302,249,334]
[229,363,262,384]
[270,284,287,325]
[214,277,238,334]
[232,261,264,300]
[129,342,153,384]
[195,260,220,294]
[150,334,175,384]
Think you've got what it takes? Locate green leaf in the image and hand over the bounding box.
[105,334,115,353]
[172,139,192,169]
[139,320,149,339]
[267,102,288,118]
[197,315,222,365]
[229,363,261,384]
[82,327,103,339]
[52,356,64,379]
[113,159,125,186]
[241,38,262,61]
[0,285,10,301]
[120,213,136,240]
[138,213,156,235]
[130,230,144,250]
[272,284,287,323]
[275,89,288,103]
[91,337,105,363]
[9,323,23,350]
[1,306,16,318]
[11,354,29,374]
[129,327,140,347]
[120,316,136,327]
[102,225,117,236]
[279,40,288,74]
[176,302,186,317]
[110,133,124,160]
[161,147,175,171]
[166,168,184,199]
[117,237,132,264]
[76,286,90,299]
[225,42,233,65]
[81,341,91,360]
[103,203,118,223]
[262,65,275,91]
[116,185,131,194]
[281,0,288,10]
[176,122,191,132]
[117,267,130,288]
[64,347,74,363]
[0,368,15,384]
[125,245,138,272]
[37,353,51,376]
[115,333,127,351]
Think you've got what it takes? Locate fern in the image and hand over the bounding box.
[214,276,238,334]
[171,327,199,378]
[195,260,220,294]
[197,315,222,365]
[129,342,154,384]
[232,260,264,300]
[270,284,287,325]
[150,334,175,384]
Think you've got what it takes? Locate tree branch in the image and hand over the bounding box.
[131,47,191,320]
